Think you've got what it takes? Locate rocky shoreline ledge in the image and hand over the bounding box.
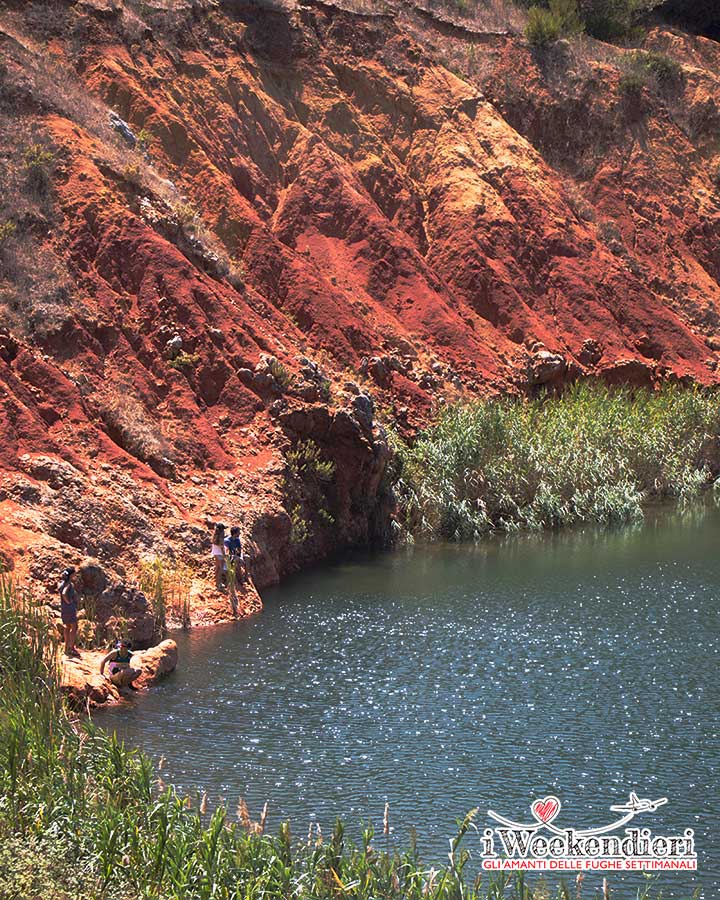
[60,638,178,709]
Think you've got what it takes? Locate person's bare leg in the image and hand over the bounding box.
[229,580,238,616]
[110,667,141,688]
[214,557,225,590]
[64,623,71,654]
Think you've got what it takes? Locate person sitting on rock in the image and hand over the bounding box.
[59,567,80,658]
[211,522,226,590]
[100,639,141,689]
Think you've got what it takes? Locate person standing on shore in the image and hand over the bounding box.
[224,525,244,615]
[211,523,226,590]
[59,567,80,658]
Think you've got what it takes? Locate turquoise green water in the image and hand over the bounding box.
[102,506,719,897]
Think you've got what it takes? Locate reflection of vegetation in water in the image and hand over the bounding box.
[394,384,720,542]
[0,579,696,898]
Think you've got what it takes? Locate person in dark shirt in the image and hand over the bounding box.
[224,526,244,615]
[59,567,80,658]
[100,639,140,688]
[224,526,242,561]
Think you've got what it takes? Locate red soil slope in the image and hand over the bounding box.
[0,0,718,632]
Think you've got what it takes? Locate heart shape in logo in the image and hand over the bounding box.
[531,796,561,825]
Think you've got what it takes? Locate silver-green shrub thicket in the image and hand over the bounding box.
[395,383,720,541]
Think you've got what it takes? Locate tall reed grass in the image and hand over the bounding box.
[138,557,192,632]
[0,576,696,898]
[394,383,720,541]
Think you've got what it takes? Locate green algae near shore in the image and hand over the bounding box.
[394,383,720,541]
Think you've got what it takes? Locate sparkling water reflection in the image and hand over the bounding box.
[101,506,719,897]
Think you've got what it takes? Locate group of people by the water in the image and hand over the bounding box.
[56,522,248,685]
[210,522,247,615]
[59,566,140,687]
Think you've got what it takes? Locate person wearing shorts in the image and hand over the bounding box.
[59,567,80,658]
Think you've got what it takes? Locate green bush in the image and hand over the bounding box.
[24,144,55,196]
[394,383,720,541]
[526,0,582,47]
[136,127,154,153]
[168,350,200,371]
[268,356,293,390]
[287,439,336,482]
[526,6,563,45]
[550,0,583,32]
[630,49,684,87]
[289,504,311,543]
[619,70,647,103]
[581,0,637,41]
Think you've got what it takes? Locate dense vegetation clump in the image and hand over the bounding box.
[394,384,720,541]
[523,0,665,45]
[526,0,582,46]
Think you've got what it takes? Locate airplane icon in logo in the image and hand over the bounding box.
[610,792,668,814]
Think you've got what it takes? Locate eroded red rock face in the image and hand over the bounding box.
[0,0,719,622]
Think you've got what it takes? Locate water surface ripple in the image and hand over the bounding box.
[102,506,720,897]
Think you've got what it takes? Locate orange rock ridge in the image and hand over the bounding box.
[0,0,718,634]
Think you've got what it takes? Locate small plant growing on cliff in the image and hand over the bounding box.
[290,505,311,543]
[24,144,55,196]
[318,507,335,527]
[122,162,143,186]
[623,50,684,93]
[269,357,293,391]
[618,71,647,118]
[0,221,16,246]
[526,0,581,46]
[168,350,200,371]
[136,127,154,154]
[175,201,200,231]
[287,440,335,482]
[138,557,192,631]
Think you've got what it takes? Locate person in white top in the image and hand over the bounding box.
[210,522,226,590]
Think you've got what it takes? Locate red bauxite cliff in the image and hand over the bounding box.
[0,0,719,630]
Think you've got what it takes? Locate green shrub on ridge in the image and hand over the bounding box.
[526,0,583,46]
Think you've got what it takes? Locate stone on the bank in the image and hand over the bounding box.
[131,639,178,688]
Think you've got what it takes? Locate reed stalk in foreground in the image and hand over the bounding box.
[0,578,700,899]
[393,383,720,541]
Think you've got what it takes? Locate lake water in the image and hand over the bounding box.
[101,505,719,898]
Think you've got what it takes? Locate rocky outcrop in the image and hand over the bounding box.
[60,639,178,708]
[132,639,178,689]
